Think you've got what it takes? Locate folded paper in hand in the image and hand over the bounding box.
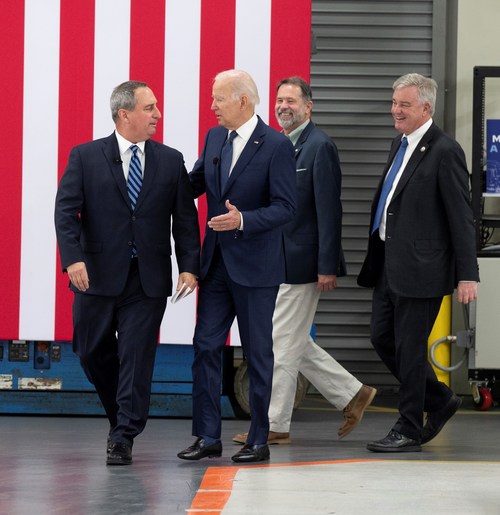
[171,283,192,304]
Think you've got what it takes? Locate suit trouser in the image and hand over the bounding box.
[269,282,362,433]
[370,268,453,440]
[192,248,278,445]
[72,259,167,446]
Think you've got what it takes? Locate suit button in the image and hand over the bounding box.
[132,216,136,221]
[128,241,133,246]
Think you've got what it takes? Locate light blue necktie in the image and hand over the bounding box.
[127,145,143,256]
[220,131,238,192]
[372,137,408,235]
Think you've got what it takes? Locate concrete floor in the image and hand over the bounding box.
[0,394,498,514]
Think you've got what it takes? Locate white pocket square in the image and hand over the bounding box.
[296,168,307,172]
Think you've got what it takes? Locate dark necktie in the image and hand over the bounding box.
[127,145,143,256]
[371,137,408,234]
[220,131,238,191]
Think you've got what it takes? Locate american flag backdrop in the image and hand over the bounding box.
[1,0,311,344]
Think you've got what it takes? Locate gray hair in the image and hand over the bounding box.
[214,69,260,106]
[393,73,437,115]
[110,80,148,122]
[277,76,313,103]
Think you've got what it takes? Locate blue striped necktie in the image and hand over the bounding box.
[371,137,408,234]
[127,144,143,256]
[128,145,142,208]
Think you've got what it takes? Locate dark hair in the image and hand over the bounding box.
[276,76,312,102]
[110,80,148,122]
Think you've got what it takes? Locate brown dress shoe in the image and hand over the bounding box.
[338,385,377,439]
[232,431,248,444]
[232,431,291,445]
[267,431,291,444]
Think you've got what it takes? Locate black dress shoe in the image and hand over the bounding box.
[177,438,222,460]
[367,430,421,453]
[106,442,133,465]
[421,394,462,444]
[107,426,115,454]
[231,444,270,463]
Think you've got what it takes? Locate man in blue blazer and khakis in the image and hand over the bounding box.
[177,69,296,463]
[55,81,200,465]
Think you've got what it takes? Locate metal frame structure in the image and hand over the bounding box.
[468,66,500,408]
[471,66,500,253]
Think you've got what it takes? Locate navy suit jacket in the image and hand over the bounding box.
[190,117,296,287]
[358,123,479,297]
[55,133,200,297]
[283,121,346,284]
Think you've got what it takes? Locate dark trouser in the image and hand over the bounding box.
[72,259,167,445]
[370,268,453,441]
[192,248,278,445]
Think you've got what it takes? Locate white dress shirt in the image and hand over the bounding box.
[224,114,259,231]
[226,113,258,175]
[378,118,433,240]
[115,130,146,180]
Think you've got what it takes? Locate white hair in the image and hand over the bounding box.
[214,69,260,107]
[393,73,437,115]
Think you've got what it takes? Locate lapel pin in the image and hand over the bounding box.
[254,140,260,145]
[420,146,426,152]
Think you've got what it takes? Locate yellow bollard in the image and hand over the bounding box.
[428,295,451,386]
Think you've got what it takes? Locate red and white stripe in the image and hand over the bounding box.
[1,0,311,344]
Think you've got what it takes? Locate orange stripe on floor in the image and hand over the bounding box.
[186,459,380,514]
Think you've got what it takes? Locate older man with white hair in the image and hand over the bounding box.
[178,70,297,463]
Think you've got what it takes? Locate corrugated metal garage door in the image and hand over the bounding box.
[311,0,440,392]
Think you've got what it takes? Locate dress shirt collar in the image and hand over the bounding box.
[230,113,258,142]
[378,118,434,241]
[115,130,146,156]
[403,118,433,153]
[286,119,310,146]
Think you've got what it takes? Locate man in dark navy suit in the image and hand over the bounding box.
[232,77,376,448]
[177,69,296,463]
[358,73,479,452]
[55,81,200,465]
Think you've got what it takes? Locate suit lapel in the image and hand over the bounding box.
[372,139,400,213]
[212,130,229,198]
[103,134,158,212]
[392,124,436,198]
[293,121,315,160]
[221,119,266,196]
[134,139,158,211]
[104,134,131,208]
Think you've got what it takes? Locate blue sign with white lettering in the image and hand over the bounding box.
[486,119,500,193]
